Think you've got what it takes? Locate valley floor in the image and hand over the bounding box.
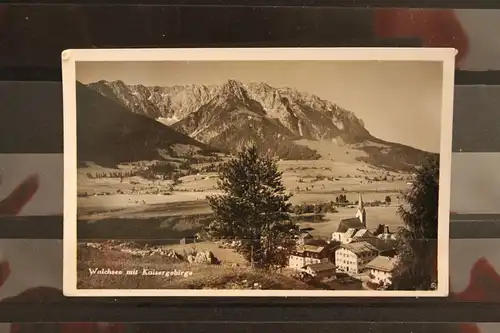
[77,158,409,240]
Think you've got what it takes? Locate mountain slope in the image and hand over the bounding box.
[76,82,214,167]
[89,79,370,142]
[169,80,322,160]
[87,79,435,171]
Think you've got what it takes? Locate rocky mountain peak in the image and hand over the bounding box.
[219,79,247,100]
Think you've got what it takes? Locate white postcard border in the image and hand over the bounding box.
[62,47,456,297]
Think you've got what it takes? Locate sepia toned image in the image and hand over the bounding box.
[62,48,455,297]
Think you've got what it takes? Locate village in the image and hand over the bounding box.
[79,191,402,291]
[198,192,401,291]
[78,190,404,291]
[284,193,400,290]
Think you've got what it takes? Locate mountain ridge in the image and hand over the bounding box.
[88,79,370,142]
[76,82,217,167]
[86,79,436,172]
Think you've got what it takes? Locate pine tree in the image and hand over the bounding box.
[390,154,439,290]
[207,144,298,270]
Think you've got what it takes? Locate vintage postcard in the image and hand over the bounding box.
[62,48,455,297]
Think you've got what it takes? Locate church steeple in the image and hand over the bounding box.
[356,192,367,227]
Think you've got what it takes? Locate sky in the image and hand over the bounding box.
[77,60,444,153]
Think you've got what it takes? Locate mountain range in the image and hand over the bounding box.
[81,79,436,171]
[75,82,214,167]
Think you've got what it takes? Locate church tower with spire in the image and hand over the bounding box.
[355,192,367,227]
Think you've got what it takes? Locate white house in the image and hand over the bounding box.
[365,255,397,287]
[332,227,371,244]
[288,242,336,270]
[335,241,379,275]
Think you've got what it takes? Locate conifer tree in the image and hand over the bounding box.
[207,144,298,270]
[390,154,439,290]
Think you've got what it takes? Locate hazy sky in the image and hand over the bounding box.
[77,60,443,153]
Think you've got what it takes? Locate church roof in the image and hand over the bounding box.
[337,217,365,233]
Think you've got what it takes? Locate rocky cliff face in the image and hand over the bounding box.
[89,79,370,143]
[87,79,434,170]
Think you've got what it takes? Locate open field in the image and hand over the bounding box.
[77,149,409,241]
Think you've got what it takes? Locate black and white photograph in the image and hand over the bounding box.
[62,48,455,297]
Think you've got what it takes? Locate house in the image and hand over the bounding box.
[288,241,338,270]
[352,228,371,239]
[331,227,371,244]
[366,255,397,287]
[373,224,397,241]
[335,241,379,274]
[360,237,397,257]
[303,262,337,279]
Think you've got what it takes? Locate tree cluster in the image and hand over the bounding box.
[292,201,338,215]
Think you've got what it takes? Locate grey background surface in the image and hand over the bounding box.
[0,154,62,216]
[453,86,500,152]
[0,240,62,301]
[451,153,500,214]
[456,10,500,71]
[0,82,63,154]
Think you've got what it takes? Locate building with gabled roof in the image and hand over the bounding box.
[360,237,398,257]
[332,227,372,244]
[288,240,340,270]
[303,262,337,279]
[366,255,398,287]
[335,241,379,275]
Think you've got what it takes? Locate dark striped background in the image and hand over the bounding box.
[1,3,500,326]
[0,322,496,333]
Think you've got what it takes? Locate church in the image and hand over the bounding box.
[331,193,371,244]
[337,193,367,232]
